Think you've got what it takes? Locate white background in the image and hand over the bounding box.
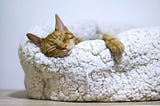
[0,0,160,90]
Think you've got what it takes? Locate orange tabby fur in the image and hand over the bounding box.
[27,14,124,65]
[102,33,124,65]
[27,14,82,57]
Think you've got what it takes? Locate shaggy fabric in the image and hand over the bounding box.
[18,22,160,102]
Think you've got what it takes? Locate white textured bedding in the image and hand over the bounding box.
[18,22,160,101]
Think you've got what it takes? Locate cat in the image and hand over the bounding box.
[27,14,82,57]
[27,14,124,65]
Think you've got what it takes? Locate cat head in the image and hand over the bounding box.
[27,14,79,57]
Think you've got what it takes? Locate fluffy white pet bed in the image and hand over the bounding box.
[18,22,160,102]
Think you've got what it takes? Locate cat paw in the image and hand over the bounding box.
[102,33,124,65]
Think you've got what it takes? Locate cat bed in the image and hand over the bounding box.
[18,22,160,102]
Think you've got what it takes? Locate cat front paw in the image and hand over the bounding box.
[102,33,124,65]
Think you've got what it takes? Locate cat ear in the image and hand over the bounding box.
[26,33,41,46]
[55,14,69,31]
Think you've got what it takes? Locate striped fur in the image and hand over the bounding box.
[27,14,124,65]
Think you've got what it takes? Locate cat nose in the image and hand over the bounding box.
[62,45,67,49]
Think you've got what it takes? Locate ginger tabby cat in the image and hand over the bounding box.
[27,14,124,65]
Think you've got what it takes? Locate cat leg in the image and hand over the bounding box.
[102,33,124,66]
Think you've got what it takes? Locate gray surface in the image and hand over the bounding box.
[0,90,159,106]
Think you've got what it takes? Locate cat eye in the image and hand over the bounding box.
[51,45,57,48]
[46,45,57,53]
[46,46,57,56]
